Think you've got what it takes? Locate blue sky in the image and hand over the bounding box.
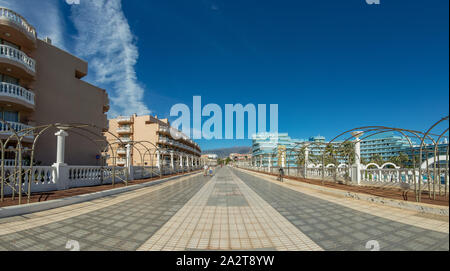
[2,0,448,150]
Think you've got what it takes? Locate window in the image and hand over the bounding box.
[0,110,19,123]
[0,74,20,85]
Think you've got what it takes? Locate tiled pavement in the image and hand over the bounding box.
[231,168,449,251]
[0,167,448,251]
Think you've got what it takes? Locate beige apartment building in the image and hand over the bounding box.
[0,7,109,166]
[105,114,202,168]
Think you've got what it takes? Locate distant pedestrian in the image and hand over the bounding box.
[278,167,285,182]
[204,165,209,176]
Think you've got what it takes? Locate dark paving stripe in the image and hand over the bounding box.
[232,169,449,251]
[207,173,249,207]
[0,175,210,251]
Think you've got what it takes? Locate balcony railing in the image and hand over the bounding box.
[0,45,36,73]
[0,7,37,40]
[117,116,132,123]
[0,82,35,106]
[121,138,132,142]
[159,126,169,133]
[117,127,132,134]
[116,149,126,155]
[0,121,34,138]
[116,159,126,165]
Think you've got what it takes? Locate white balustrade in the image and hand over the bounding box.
[0,82,35,105]
[0,7,37,39]
[0,121,34,138]
[0,44,36,73]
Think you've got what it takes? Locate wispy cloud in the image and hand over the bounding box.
[1,0,150,117]
[70,0,150,117]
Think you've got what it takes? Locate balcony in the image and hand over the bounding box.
[0,82,35,109]
[0,45,36,78]
[117,116,133,124]
[117,126,132,134]
[0,121,34,141]
[119,137,132,143]
[116,159,126,165]
[116,148,127,155]
[0,7,37,49]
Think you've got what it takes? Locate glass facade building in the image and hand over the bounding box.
[251,131,442,167]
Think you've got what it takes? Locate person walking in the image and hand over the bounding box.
[204,165,209,176]
[278,167,285,182]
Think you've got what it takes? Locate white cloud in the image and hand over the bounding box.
[70,0,150,117]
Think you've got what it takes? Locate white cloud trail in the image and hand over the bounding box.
[71,0,150,117]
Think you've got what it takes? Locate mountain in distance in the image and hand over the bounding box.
[202,146,252,159]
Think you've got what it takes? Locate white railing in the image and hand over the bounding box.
[360,168,449,189]
[68,166,105,182]
[0,121,34,138]
[116,149,126,155]
[67,166,128,188]
[0,44,36,73]
[2,166,56,195]
[1,159,29,166]
[0,82,35,106]
[119,137,131,143]
[116,159,126,164]
[159,126,169,133]
[117,127,132,133]
[117,116,132,123]
[0,7,37,39]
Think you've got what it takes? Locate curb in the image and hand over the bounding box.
[237,167,449,217]
[0,172,201,219]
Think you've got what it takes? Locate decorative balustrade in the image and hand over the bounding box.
[0,45,36,73]
[0,7,37,39]
[116,148,126,155]
[116,126,132,133]
[0,121,34,138]
[68,166,105,182]
[0,82,35,106]
[1,166,56,195]
[117,116,132,123]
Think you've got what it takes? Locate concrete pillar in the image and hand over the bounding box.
[304,147,309,177]
[268,156,272,172]
[351,132,364,185]
[126,144,134,180]
[126,144,132,168]
[170,151,175,170]
[156,151,161,169]
[55,130,68,165]
[260,156,263,168]
[53,129,69,190]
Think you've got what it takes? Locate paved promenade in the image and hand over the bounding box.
[0,167,448,251]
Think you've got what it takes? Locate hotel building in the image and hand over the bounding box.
[251,132,422,167]
[0,7,109,166]
[105,114,202,168]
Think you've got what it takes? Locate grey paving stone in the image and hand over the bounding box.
[232,169,449,251]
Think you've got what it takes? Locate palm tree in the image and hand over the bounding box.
[295,146,307,167]
[338,141,356,166]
